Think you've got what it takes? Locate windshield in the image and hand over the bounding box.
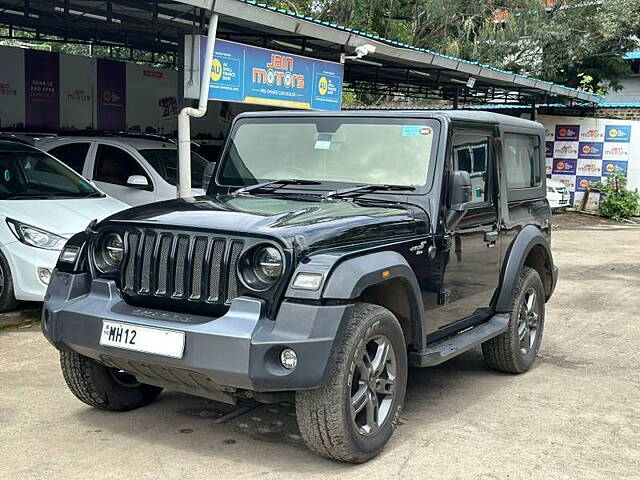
[0,150,99,200]
[139,148,210,189]
[215,118,439,192]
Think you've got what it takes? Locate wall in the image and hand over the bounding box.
[0,46,180,135]
[537,114,640,209]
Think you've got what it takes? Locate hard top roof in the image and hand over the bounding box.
[235,109,543,129]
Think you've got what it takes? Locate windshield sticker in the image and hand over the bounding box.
[314,140,331,150]
[3,170,9,181]
[79,180,93,191]
[314,133,333,150]
[402,126,432,137]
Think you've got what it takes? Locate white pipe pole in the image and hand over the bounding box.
[177,12,219,198]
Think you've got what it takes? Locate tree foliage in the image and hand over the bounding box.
[272,0,640,91]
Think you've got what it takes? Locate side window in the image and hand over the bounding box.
[93,144,150,187]
[503,134,541,189]
[452,133,490,204]
[48,143,90,174]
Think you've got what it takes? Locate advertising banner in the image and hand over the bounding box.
[538,115,639,209]
[0,47,25,129]
[97,58,126,130]
[24,50,59,129]
[60,54,95,130]
[201,38,343,111]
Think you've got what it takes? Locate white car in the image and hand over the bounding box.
[37,136,211,206]
[547,177,570,210]
[0,141,127,311]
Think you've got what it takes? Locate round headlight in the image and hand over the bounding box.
[94,233,124,273]
[239,245,284,291]
[254,247,283,283]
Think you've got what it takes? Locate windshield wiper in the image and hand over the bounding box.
[323,184,416,199]
[232,179,321,196]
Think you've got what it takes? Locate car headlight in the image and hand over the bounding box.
[93,232,124,273]
[6,218,66,250]
[240,245,283,291]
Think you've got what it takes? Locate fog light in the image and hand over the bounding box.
[280,348,298,370]
[38,267,52,285]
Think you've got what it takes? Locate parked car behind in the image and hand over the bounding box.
[0,141,126,311]
[546,177,570,210]
[37,136,212,206]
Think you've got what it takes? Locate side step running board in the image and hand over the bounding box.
[408,313,510,367]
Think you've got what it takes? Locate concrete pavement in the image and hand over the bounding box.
[1,213,639,479]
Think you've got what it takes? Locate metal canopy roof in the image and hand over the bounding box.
[0,0,600,106]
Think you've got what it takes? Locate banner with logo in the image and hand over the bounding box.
[97,58,126,130]
[24,50,59,129]
[60,54,95,129]
[0,47,25,129]
[199,38,343,111]
[540,115,639,210]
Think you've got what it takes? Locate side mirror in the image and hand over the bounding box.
[448,170,472,206]
[126,175,150,190]
[446,170,472,230]
[201,162,216,191]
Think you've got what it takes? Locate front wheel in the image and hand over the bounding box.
[482,266,545,373]
[60,351,162,411]
[295,303,407,463]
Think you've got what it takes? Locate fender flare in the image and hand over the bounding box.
[322,251,426,350]
[495,225,555,312]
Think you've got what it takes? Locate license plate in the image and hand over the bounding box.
[99,321,185,359]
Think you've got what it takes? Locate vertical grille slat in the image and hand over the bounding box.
[156,235,172,295]
[173,236,190,298]
[124,233,140,291]
[139,234,157,293]
[189,237,208,300]
[207,239,225,302]
[226,240,244,304]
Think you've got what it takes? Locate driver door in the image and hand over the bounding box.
[430,127,502,333]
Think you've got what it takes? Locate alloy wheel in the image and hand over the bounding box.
[350,335,397,436]
[0,263,4,297]
[518,287,540,355]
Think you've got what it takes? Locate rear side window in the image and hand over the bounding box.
[93,144,150,186]
[48,143,90,174]
[503,134,541,189]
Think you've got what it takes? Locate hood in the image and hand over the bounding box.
[106,194,427,250]
[0,196,128,237]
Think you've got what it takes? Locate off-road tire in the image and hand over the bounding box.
[482,266,545,373]
[0,251,20,313]
[60,350,162,411]
[295,303,407,463]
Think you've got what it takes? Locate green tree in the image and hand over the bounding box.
[273,0,640,92]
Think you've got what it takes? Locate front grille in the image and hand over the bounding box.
[120,229,244,306]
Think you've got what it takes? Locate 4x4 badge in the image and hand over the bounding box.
[410,240,428,255]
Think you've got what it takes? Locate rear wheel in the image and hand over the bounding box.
[0,251,20,313]
[60,350,162,411]
[482,266,545,373]
[295,303,407,463]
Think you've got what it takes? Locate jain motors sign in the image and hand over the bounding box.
[185,36,343,111]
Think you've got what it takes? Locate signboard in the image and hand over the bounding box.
[25,50,59,129]
[199,38,343,111]
[538,115,639,210]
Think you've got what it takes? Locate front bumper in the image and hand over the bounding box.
[42,271,349,398]
[1,242,59,302]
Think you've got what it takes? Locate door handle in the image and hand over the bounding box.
[484,230,499,246]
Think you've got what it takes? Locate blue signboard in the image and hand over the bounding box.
[604,125,631,143]
[201,38,343,111]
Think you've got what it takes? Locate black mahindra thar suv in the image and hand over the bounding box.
[43,110,558,463]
